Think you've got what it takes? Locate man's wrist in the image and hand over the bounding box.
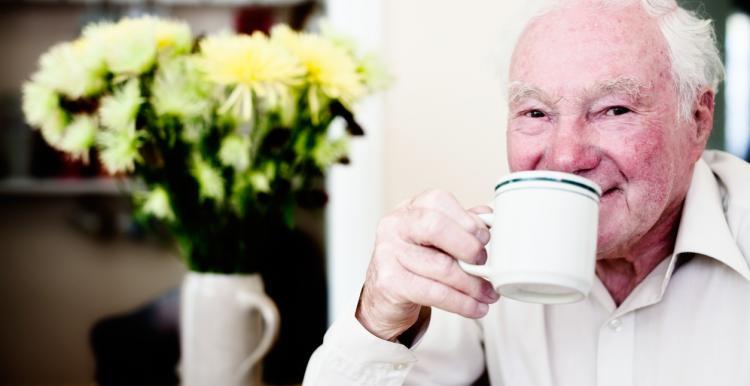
[395,306,432,347]
[355,287,421,342]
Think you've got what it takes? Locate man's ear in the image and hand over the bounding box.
[692,88,715,149]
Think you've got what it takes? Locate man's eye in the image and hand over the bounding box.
[605,106,631,116]
[525,110,546,118]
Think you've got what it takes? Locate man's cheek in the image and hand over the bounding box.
[606,128,667,176]
[506,135,545,172]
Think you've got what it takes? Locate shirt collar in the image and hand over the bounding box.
[673,158,750,281]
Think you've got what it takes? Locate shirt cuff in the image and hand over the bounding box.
[317,296,437,385]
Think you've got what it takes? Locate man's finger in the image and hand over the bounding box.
[404,208,488,264]
[402,273,491,319]
[395,243,498,304]
[468,205,493,215]
[411,190,487,242]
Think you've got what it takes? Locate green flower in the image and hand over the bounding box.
[99,79,142,131]
[191,155,224,202]
[249,172,270,193]
[21,82,68,146]
[140,185,175,221]
[218,134,251,171]
[59,115,97,162]
[32,39,107,99]
[312,135,349,168]
[357,53,392,92]
[98,122,142,174]
[152,57,211,119]
[249,162,276,193]
[180,119,206,145]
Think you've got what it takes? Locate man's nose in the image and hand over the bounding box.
[543,118,600,174]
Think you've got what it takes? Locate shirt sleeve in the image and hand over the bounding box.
[303,299,486,386]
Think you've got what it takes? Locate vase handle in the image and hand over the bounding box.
[235,290,280,382]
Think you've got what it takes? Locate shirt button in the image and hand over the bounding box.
[608,318,623,332]
[394,363,407,370]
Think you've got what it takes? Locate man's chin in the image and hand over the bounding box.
[595,224,629,259]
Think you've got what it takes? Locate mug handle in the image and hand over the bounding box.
[457,212,494,278]
[235,290,280,381]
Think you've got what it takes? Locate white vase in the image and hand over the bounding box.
[180,272,280,386]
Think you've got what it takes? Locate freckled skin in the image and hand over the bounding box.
[507,2,714,304]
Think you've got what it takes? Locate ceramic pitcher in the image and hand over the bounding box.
[181,272,279,386]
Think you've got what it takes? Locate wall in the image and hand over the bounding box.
[0,197,185,385]
[0,5,232,385]
[324,0,549,319]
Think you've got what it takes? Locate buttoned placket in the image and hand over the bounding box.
[596,312,635,386]
[592,255,678,386]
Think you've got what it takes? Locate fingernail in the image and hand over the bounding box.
[475,248,488,264]
[483,283,500,302]
[476,227,490,245]
[476,303,489,316]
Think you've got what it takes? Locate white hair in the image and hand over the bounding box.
[537,0,725,121]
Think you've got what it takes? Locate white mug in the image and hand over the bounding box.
[459,171,601,304]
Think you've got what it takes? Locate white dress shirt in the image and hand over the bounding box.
[303,150,750,386]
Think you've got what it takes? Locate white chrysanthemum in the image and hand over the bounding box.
[98,123,142,174]
[59,115,97,162]
[22,82,68,146]
[84,19,157,75]
[140,185,175,221]
[218,134,251,171]
[152,57,211,119]
[33,39,107,99]
[99,79,142,131]
[191,155,224,201]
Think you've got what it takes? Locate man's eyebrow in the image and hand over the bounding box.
[508,77,652,108]
[507,81,558,107]
[584,77,652,102]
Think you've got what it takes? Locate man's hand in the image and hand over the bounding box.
[355,189,499,341]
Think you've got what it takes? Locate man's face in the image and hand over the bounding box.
[506,3,707,257]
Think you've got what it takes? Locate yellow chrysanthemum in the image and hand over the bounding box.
[198,31,304,122]
[148,17,192,54]
[271,25,364,107]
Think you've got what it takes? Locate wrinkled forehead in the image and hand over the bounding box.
[508,1,672,96]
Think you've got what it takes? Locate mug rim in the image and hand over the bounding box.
[494,171,602,197]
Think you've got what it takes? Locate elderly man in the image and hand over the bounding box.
[304,0,750,384]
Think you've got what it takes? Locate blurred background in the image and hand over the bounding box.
[0,0,747,385]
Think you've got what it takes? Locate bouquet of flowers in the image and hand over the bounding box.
[22,16,386,273]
